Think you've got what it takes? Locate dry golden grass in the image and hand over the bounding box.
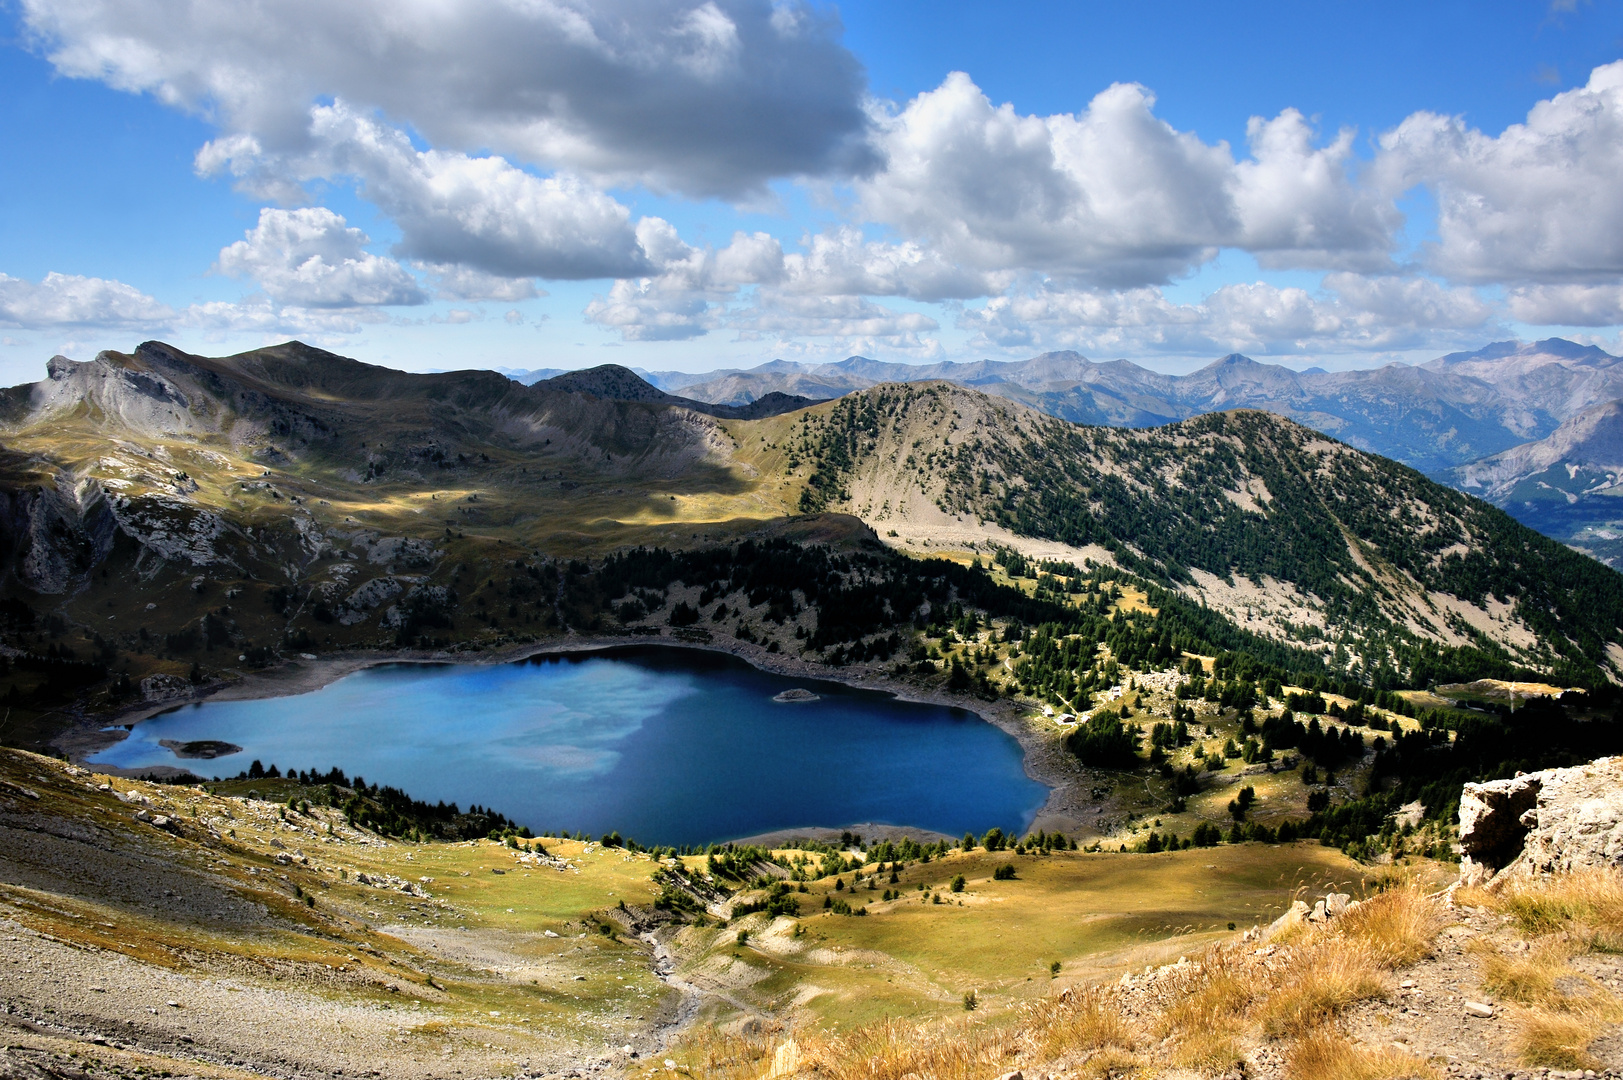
[673,988,1145,1080]
[1158,951,1255,1070]
[1473,939,1573,1005]
[1154,891,1442,1066]
[793,995,1145,1080]
[1488,868,1623,950]
[1150,930,1399,1069]
[1336,886,1446,969]
[798,1017,1021,1080]
[765,917,1406,1080]
[671,879,1457,1080]
[1027,988,1139,1063]
[1285,1028,1440,1080]
[675,1024,781,1079]
[1258,938,1390,1038]
[1514,1010,1608,1071]
[1168,1027,1248,1075]
[1467,874,1623,1071]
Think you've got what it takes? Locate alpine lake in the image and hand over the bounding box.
[92,646,1049,847]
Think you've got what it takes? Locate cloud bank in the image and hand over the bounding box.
[14,0,1623,361]
[23,0,876,199]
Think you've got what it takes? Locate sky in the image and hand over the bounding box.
[2,0,1623,383]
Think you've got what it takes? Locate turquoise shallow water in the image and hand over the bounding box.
[91,646,1048,846]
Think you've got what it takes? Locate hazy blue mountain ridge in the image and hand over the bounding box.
[500,339,1622,478]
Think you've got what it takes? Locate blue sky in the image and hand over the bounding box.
[2,0,1621,382]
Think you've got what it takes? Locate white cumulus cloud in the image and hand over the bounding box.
[960,274,1496,358]
[180,296,385,338]
[859,73,1399,289]
[780,227,1004,301]
[584,225,1008,342]
[24,0,1623,352]
[21,0,876,200]
[215,207,427,308]
[0,272,174,328]
[417,264,542,304]
[584,229,785,340]
[1378,60,1623,286]
[583,279,717,342]
[201,105,660,281]
[1234,111,1401,271]
[1506,283,1623,327]
[728,291,942,356]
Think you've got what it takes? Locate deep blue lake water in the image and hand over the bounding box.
[90,646,1048,846]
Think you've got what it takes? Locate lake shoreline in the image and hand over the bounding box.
[67,630,1107,841]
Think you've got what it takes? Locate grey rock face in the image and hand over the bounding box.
[1458,756,1623,885]
[1517,756,1623,877]
[34,353,199,437]
[139,674,192,703]
[0,474,120,594]
[1457,772,1545,885]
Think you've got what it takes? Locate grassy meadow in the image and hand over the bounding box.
[680,841,1383,1031]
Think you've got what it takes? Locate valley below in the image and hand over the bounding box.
[0,744,1412,1076]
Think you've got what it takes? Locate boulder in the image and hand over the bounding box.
[139,674,192,703]
[1458,757,1623,885]
[1263,899,1310,938]
[1516,757,1623,877]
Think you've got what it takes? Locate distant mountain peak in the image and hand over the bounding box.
[1432,337,1617,368]
[1531,337,1616,361]
[533,362,814,419]
[539,364,671,402]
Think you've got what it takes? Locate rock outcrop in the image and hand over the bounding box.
[0,474,120,593]
[1457,756,1623,885]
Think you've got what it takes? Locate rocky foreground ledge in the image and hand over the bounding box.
[1458,756,1623,887]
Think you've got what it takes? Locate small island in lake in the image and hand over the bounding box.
[772,688,820,703]
[158,739,243,760]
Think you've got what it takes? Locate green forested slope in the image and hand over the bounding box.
[790,384,1623,682]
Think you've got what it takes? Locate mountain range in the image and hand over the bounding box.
[2,339,1622,694]
[511,338,1623,566]
[506,338,1623,478]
